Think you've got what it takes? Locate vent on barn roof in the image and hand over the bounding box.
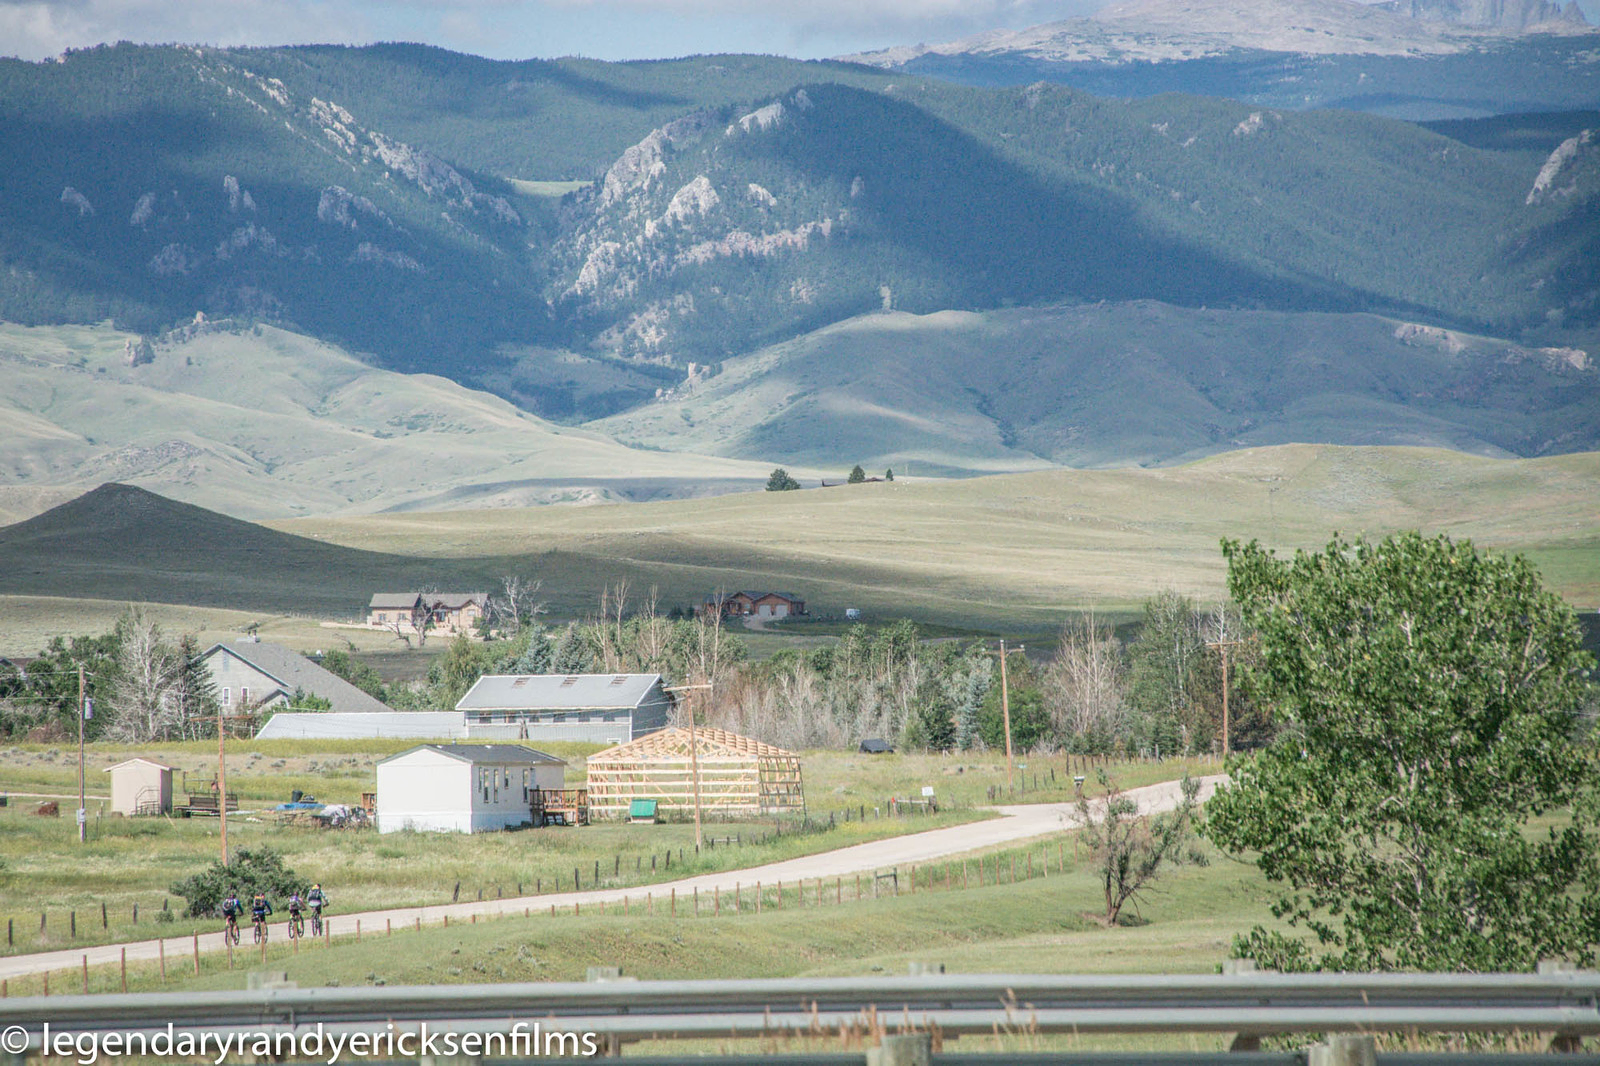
[610,675,627,686]
[561,676,580,687]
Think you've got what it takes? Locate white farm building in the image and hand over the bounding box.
[374,744,566,834]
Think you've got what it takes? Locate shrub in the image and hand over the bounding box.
[169,846,303,918]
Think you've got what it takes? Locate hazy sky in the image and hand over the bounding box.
[1,0,1595,63]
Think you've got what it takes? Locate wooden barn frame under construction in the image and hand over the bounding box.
[585,727,804,820]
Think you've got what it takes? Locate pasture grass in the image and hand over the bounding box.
[269,445,1600,627]
[0,743,1211,957]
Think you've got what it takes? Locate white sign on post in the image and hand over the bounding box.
[76,808,87,825]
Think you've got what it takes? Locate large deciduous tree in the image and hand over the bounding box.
[1205,532,1600,972]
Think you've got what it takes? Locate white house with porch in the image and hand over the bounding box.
[373,744,565,833]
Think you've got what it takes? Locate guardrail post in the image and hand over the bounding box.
[1308,1034,1375,1066]
[867,1032,931,1066]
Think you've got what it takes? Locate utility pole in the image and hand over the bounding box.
[665,682,712,852]
[984,641,1021,791]
[1206,639,1242,757]
[77,666,87,845]
[218,698,229,866]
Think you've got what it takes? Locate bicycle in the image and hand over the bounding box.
[224,914,240,947]
[252,915,268,944]
[309,906,324,937]
[287,912,305,941]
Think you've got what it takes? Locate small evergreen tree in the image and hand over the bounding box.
[847,464,867,483]
[766,468,801,491]
[885,468,894,481]
[170,847,302,917]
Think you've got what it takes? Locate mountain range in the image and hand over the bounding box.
[847,0,1599,119]
[1,0,1598,519]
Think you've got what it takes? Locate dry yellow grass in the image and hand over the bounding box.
[267,445,1600,625]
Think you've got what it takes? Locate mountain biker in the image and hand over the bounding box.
[221,889,243,939]
[250,892,273,925]
[306,883,328,924]
[286,891,305,935]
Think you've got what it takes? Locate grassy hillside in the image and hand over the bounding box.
[589,303,1600,473]
[0,320,777,523]
[272,445,1600,626]
[4,446,1593,632]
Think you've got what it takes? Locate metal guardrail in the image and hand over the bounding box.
[1,972,1597,1052]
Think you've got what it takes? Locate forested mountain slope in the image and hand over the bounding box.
[1,42,1597,476]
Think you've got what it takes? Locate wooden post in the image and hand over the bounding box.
[42,970,48,997]
[82,954,88,993]
[101,902,107,930]
[159,938,165,980]
[836,877,841,904]
[387,919,392,936]
[756,883,762,914]
[999,640,1015,790]
[121,947,127,991]
[671,888,676,916]
[357,919,361,940]
[218,692,229,865]
[324,920,330,946]
[192,932,200,974]
[415,916,421,932]
[77,666,86,845]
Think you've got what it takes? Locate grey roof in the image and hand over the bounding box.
[377,743,565,767]
[202,641,393,715]
[256,712,464,741]
[704,590,803,604]
[369,592,487,610]
[456,673,666,712]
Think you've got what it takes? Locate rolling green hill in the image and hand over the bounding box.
[0,319,777,523]
[588,302,1600,473]
[5,447,1596,631]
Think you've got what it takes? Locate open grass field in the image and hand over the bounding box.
[270,444,1600,629]
[0,743,1214,956]
[3,830,1295,1058]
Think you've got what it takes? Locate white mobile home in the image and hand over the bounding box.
[374,744,565,834]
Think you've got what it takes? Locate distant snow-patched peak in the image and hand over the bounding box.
[842,0,1593,68]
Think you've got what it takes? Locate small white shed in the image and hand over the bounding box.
[104,758,175,816]
[374,744,565,834]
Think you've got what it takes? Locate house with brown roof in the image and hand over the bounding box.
[699,590,806,622]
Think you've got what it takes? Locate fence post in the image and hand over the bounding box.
[101,902,107,930]
[192,933,199,975]
[81,955,88,993]
[158,938,165,981]
[121,948,127,992]
[867,1032,931,1066]
[1308,1035,1375,1066]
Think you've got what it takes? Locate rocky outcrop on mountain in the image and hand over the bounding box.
[554,91,851,360]
[1527,129,1594,204]
[1374,0,1589,30]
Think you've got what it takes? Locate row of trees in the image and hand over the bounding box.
[377,581,1269,758]
[0,608,324,742]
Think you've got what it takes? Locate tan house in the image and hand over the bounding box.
[368,592,488,636]
[104,758,175,816]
